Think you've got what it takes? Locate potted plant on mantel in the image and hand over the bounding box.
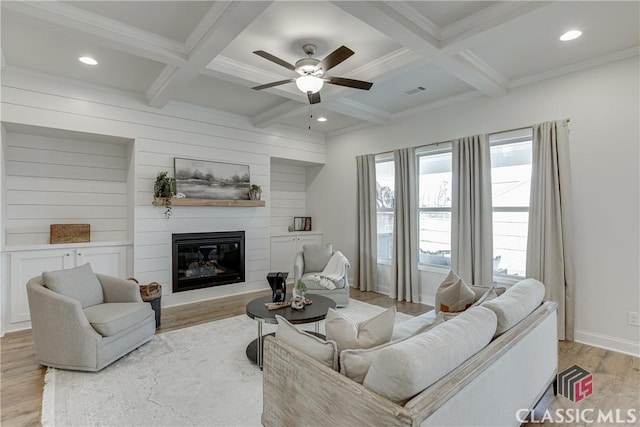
[249,184,262,201]
[152,171,176,219]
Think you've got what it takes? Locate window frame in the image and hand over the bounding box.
[375,154,395,264]
[416,143,453,269]
[490,129,533,280]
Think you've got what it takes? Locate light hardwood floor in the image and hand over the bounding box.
[1,288,638,426]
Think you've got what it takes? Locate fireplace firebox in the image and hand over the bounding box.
[172,231,245,293]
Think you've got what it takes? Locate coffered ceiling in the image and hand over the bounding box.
[1,1,638,134]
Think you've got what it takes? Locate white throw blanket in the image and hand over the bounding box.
[311,251,350,290]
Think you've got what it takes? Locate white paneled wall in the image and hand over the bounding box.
[270,161,307,235]
[4,132,130,245]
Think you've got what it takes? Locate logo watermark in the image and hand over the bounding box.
[516,365,639,424]
[558,364,593,403]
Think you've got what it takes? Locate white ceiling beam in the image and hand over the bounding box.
[437,50,508,97]
[327,99,392,125]
[332,1,441,56]
[253,101,306,129]
[147,1,273,108]
[2,1,187,66]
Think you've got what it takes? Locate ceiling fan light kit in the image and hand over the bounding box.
[252,43,373,105]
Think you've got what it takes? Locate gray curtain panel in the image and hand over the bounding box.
[452,134,494,286]
[391,148,419,302]
[526,120,575,341]
[356,154,378,292]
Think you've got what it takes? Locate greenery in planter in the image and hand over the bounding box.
[152,171,177,219]
[249,184,262,200]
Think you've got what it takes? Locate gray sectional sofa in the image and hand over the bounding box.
[262,279,558,426]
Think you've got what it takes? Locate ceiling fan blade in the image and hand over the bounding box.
[316,45,354,73]
[253,50,296,71]
[252,79,295,90]
[307,91,321,104]
[326,76,373,90]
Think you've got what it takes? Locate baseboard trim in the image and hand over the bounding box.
[574,329,640,357]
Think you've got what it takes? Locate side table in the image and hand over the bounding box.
[245,293,336,368]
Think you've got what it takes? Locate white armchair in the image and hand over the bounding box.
[26,263,156,371]
[294,244,350,307]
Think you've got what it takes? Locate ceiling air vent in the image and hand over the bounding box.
[405,86,427,95]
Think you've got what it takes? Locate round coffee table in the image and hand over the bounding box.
[245,293,336,368]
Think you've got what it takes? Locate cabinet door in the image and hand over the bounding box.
[77,246,127,278]
[270,237,296,279]
[10,249,72,323]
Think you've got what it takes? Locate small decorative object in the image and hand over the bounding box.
[175,158,250,200]
[267,272,288,303]
[294,217,312,231]
[290,295,306,310]
[293,279,307,300]
[288,225,294,232]
[249,184,262,200]
[152,171,177,219]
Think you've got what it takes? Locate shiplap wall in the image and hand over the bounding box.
[1,69,326,307]
[270,161,307,235]
[4,132,129,245]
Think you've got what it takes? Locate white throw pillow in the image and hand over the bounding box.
[325,306,396,351]
[363,306,497,404]
[275,315,338,370]
[482,278,546,336]
[42,263,104,308]
[340,313,444,383]
[434,270,475,313]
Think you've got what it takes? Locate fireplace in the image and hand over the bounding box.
[172,231,245,293]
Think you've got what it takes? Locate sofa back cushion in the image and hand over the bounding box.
[482,278,545,336]
[340,313,444,383]
[362,306,497,404]
[303,244,333,273]
[275,315,338,370]
[42,263,104,308]
[325,306,395,351]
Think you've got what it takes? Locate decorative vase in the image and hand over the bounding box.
[249,185,262,200]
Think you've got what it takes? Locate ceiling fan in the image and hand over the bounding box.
[251,44,373,104]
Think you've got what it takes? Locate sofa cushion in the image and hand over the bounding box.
[434,270,475,313]
[341,313,444,383]
[42,263,104,308]
[300,273,346,290]
[482,278,546,336]
[391,310,438,341]
[275,315,338,370]
[363,306,497,404]
[325,306,395,351]
[303,244,333,273]
[84,302,153,337]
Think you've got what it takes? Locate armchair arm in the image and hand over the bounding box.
[26,277,102,369]
[97,274,143,303]
[294,251,304,282]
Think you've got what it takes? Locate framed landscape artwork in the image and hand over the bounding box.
[174,158,250,200]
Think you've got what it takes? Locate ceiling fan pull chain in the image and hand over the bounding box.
[308,105,312,130]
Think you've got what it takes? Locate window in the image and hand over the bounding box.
[417,145,452,267]
[375,156,394,262]
[490,129,532,277]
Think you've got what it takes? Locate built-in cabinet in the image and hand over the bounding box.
[7,243,130,324]
[270,233,322,281]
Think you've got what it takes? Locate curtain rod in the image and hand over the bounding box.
[369,118,571,158]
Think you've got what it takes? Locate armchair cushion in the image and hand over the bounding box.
[42,263,103,308]
[303,244,333,273]
[84,302,153,337]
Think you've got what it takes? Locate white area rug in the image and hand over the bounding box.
[42,300,411,427]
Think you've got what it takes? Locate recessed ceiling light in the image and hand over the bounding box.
[559,30,582,41]
[317,117,327,122]
[79,56,98,65]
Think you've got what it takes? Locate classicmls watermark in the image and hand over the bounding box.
[515,365,639,424]
[558,364,593,402]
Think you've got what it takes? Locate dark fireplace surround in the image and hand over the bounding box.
[172,231,245,293]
